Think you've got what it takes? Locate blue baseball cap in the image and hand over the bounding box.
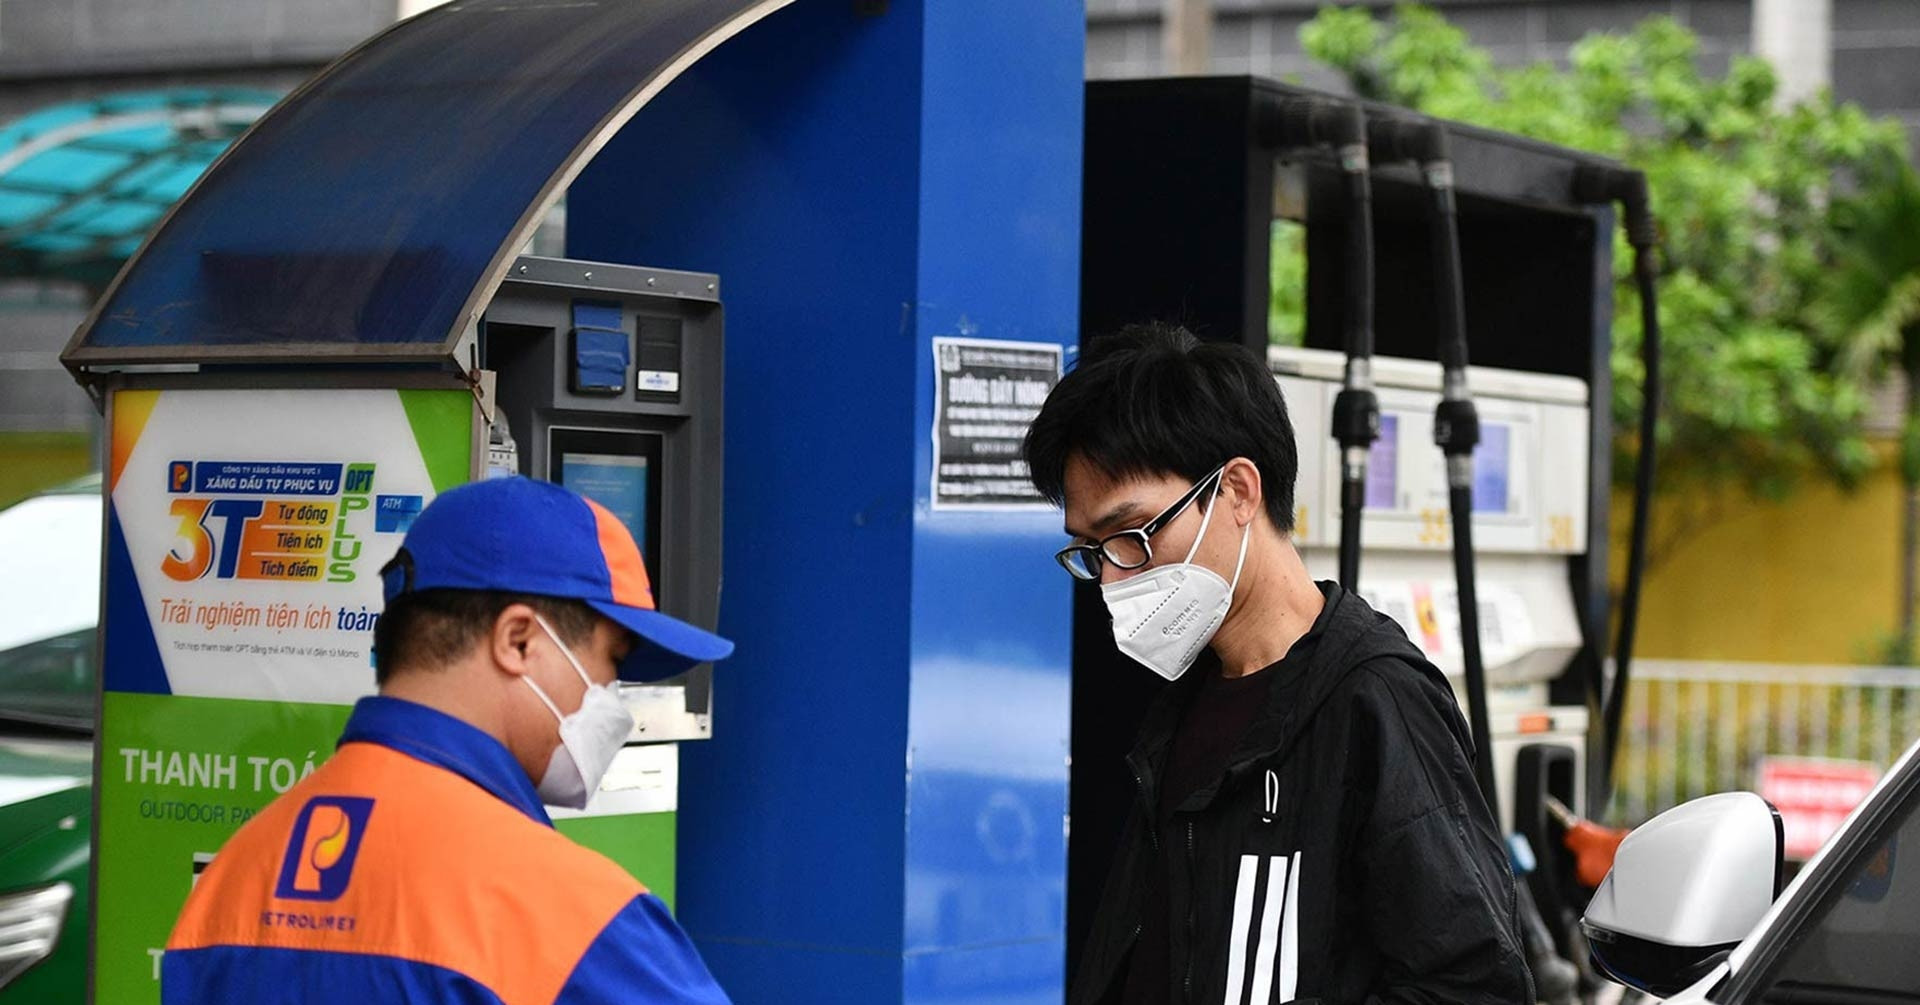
[380,477,732,682]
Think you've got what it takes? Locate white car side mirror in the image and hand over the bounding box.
[1581,792,1783,997]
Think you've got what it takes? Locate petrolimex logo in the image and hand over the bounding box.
[275,797,374,902]
[160,461,376,584]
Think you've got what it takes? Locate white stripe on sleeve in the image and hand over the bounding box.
[1247,854,1290,1005]
[1278,853,1302,1001]
[1222,854,1261,1005]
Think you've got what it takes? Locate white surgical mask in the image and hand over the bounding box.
[1101,477,1251,681]
[523,616,635,809]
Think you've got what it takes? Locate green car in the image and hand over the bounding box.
[0,477,100,1002]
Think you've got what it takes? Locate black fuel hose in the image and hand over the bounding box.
[1370,115,1499,808]
[1260,99,1381,593]
[1333,127,1378,593]
[1575,166,1659,812]
[1375,121,1590,994]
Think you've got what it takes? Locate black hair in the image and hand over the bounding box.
[372,588,601,685]
[1024,322,1297,531]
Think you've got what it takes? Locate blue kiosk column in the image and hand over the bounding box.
[567,2,1083,1002]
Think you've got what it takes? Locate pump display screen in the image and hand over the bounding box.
[1367,413,1399,509]
[549,429,664,595]
[1474,422,1511,514]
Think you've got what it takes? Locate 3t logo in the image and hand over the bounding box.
[275,797,374,902]
[161,499,264,582]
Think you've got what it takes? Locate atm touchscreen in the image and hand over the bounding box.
[549,429,664,597]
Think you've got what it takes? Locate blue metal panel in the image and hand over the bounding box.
[695,941,904,1004]
[902,1,1083,1001]
[903,941,1071,1005]
[102,506,171,695]
[568,0,925,995]
[570,1,1082,1002]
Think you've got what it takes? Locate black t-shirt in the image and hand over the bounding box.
[1120,611,1328,1005]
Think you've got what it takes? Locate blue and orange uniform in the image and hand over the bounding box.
[163,696,729,1004]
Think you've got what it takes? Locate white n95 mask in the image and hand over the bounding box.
[523,615,635,809]
[1101,477,1251,681]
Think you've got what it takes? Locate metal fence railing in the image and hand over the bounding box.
[1608,659,1920,826]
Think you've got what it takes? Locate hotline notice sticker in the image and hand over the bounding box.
[931,336,1062,510]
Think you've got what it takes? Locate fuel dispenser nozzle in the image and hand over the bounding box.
[1260,98,1380,593]
[1545,795,1630,890]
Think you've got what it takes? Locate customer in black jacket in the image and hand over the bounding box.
[1025,323,1533,1005]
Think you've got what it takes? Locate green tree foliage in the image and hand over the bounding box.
[1286,5,1908,522]
[1815,160,1920,658]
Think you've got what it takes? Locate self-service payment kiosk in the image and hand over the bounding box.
[61,253,725,1001]
[482,255,725,745]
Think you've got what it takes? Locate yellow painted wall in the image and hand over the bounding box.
[1620,447,1909,665]
[0,431,93,509]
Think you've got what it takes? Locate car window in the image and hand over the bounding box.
[0,491,101,653]
[0,628,97,731]
[1750,779,1920,1003]
[0,485,101,732]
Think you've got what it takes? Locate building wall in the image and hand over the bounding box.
[0,290,88,426]
[0,0,394,78]
[1619,457,1912,665]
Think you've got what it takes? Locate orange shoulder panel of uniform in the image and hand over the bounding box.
[168,742,647,1005]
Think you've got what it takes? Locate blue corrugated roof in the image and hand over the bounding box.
[0,88,278,283]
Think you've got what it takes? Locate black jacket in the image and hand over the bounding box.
[1072,584,1534,1005]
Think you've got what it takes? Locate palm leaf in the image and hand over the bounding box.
[1819,164,1920,380]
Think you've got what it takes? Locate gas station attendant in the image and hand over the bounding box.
[161,477,733,1004]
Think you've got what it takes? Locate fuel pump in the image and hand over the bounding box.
[1080,78,1637,984]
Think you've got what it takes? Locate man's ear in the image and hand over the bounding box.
[1222,457,1265,526]
[490,603,541,679]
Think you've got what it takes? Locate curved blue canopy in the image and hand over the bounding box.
[63,0,791,370]
[0,89,275,286]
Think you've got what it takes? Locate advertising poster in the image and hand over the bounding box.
[93,386,472,1004]
[930,337,1062,510]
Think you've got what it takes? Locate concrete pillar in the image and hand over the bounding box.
[568,1,1082,1000]
[1754,0,1831,106]
[396,0,452,20]
[1163,0,1213,75]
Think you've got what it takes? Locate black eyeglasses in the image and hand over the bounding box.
[1054,465,1226,581]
